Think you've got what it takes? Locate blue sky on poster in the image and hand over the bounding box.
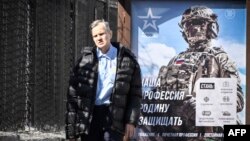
[132,1,246,84]
[132,1,246,123]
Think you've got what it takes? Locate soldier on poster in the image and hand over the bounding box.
[153,5,245,141]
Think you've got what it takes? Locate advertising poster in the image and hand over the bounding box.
[131,0,246,140]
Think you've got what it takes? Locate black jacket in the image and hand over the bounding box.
[65,42,142,139]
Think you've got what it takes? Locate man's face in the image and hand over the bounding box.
[183,19,209,45]
[92,23,112,53]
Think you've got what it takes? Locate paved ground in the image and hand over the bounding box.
[0,130,65,141]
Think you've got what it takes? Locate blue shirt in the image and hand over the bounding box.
[95,45,117,105]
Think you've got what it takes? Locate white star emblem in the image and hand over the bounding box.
[138,8,161,31]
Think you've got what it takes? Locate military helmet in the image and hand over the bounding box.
[180,6,219,45]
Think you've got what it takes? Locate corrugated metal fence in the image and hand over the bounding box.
[0,0,117,133]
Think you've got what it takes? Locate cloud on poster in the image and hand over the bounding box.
[138,43,176,76]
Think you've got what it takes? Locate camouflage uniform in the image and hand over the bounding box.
[156,6,244,141]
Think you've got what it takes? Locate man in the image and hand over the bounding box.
[65,19,142,141]
[156,6,244,141]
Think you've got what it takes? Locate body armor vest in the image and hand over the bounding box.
[154,47,243,141]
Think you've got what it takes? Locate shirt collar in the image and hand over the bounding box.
[97,45,116,60]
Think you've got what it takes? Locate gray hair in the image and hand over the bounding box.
[90,19,111,32]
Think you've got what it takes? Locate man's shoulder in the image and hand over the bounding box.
[112,42,137,60]
[81,46,95,54]
[123,47,136,58]
[207,46,226,55]
[74,47,95,67]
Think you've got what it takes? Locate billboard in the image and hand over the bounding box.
[131,0,246,140]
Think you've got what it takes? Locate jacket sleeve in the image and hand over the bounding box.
[125,60,142,126]
[65,65,79,139]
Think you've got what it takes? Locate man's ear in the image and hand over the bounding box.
[109,30,113,39]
